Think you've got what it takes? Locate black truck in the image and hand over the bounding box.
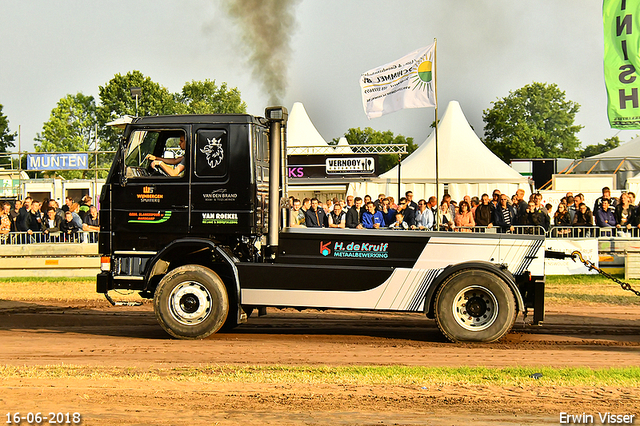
[97,106,546,342]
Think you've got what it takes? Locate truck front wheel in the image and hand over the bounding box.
[434,269,517,343]
[154,265,229,339]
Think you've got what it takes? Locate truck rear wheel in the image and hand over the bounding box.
[434,269,517,343]
[154,265,229,339]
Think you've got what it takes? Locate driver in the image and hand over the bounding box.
[148,135,186,177]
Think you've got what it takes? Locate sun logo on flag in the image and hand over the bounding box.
[412,49,434,92]
[412,59,433,91]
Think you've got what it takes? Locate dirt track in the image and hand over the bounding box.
[0,299,638,425]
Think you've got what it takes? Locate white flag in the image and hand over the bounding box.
[360,43,436,119]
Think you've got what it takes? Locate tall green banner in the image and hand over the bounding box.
[604,0,640,128]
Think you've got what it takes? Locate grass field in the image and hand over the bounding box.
[0,365,638,387]
[0,277,141,302]
[0,277,638,387]
[545,275,640,305]
[0,275,638,305]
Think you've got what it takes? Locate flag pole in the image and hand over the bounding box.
[397,153,402,203]
[434,38,440,230]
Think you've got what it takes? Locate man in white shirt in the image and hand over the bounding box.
[413,199,434,230]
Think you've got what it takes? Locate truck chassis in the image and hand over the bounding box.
[97,107,545,343]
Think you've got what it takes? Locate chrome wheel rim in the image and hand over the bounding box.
[168,281,212,326]
[452,285,498,331]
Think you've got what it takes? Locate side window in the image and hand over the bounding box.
[254,129,269,184]
[162,136,183,162]
[195,130,228,178]
[123,129,186,178]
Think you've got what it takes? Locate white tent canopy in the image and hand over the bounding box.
[568,137,640,189]
[335,136,354,153]
[287,102,330,152]
[349,101,529,201]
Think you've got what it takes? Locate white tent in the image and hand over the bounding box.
[335,136,354,153]
[567,137,640,190]
[287,102,330,153]
[349,101,529,201]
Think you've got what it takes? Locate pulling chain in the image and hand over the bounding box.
[571,250,640,297]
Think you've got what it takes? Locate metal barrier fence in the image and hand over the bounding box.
[380,225,634,239]
[447,225,546,235]
[546,226,640,239]
[0,231,98,244]
[440,225,637,238]
[1,226,637,243]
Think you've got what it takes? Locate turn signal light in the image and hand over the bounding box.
[100,256,111,272]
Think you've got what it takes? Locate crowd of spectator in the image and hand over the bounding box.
[287,186,640,237]
[4,187,632,244]
[0,195,99,243]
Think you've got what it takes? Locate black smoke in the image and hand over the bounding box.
[223,0,301,105]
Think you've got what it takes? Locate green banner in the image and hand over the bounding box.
[604,0,640,128]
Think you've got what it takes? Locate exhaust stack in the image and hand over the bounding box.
[265,106,288,253]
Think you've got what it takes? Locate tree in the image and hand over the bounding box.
[35,93,97,152]
[580,136,621,158]
[482,82,583,162]
[34,93,98,178]
[174,80,247,114]
[332,127,418,174]
[97,72,249,152]
[0,104,16,166]
[97,71,176,151]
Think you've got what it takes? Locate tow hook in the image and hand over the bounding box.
[104,292,143,307]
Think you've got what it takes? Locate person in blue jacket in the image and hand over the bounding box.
[595,199,616,228]
[361,201,385,229]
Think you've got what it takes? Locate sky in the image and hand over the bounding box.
[0,0,634,153]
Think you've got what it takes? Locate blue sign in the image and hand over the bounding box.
[27,153,89,171]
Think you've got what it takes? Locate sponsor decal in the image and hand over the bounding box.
[128,211,172,223]
[320,241,389,259]
[203,188,238,202]
[320,241,332,256]
[326,157,375,174]
[200,137,224,169]
[136,186,164,203]
[202,212,239,225]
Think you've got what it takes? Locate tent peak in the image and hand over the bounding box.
[287,102,330,148]
[379,100,525,182]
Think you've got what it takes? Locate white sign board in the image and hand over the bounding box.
[326,157,375,174]
[552,174,616,192]
[545,239,599,275]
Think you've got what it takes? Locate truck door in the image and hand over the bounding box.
[110,127,191,251]
[189,125,254,236]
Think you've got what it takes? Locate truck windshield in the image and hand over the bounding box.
[125,131,159,168]
[124,130,185,177]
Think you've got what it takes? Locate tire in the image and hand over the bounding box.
[434,269,517,343]
[220,305,239,331]
[154,265,229,339]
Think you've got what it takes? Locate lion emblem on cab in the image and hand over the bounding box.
[200,137,224,169]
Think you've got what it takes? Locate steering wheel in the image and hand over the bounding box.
[151,161,169,176]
